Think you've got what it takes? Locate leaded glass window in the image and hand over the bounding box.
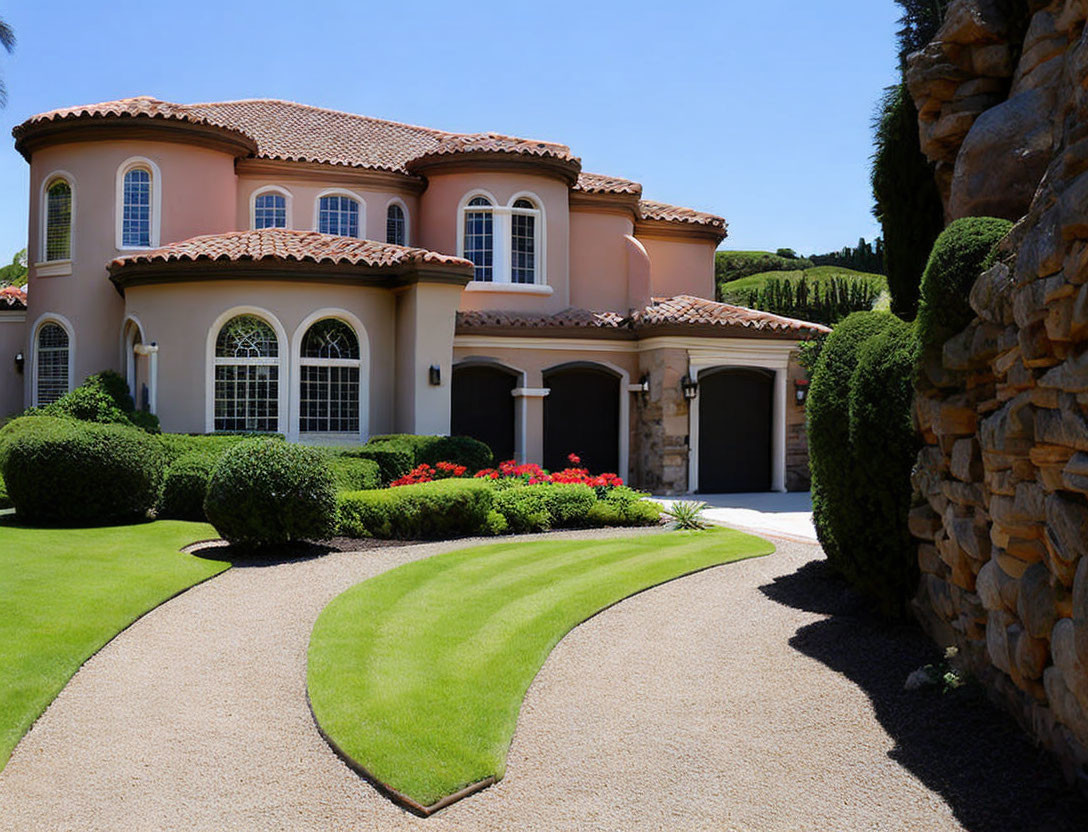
[254,192,287,229]
[318,195,359,237]
[45,180,72,261]
[213,315,279,432]
[122,168,151,247]
[463,196,493,281]
[386,203,406,246]
[511,198,537,284]
[299,319,360,434]
[36,322,69,405]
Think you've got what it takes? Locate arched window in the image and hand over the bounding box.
[254,192,287,229]
[122,167,152,247]
[36,322,70,405]
[299,319,361,434]
[463,196,494,281]
[511,197,538,284]
[213,315,280,432]
[318,194,360,237]
[44,179,72,261]
[386,203,406,246]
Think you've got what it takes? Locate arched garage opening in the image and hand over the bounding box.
[451,363,518,463]
[698,367,773,493]
[543,364,620,475]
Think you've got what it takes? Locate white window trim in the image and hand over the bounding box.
[115,156,162,251]
[250,185,294,230]
[384,196,410,246]
[29,312,75,407]
[288,308,370,443]
[456,189,546,287]
[204,306,288,434]
[313,188,366,238]
[37,170,76,268]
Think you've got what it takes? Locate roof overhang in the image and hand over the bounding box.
[408,151,582,186]
[633,218,728,244]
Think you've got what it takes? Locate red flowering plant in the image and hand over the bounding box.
[473,453,623,496]
[390,460,468,487]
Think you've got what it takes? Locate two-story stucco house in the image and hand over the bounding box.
[1,96,826,494]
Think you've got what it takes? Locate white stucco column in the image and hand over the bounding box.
[511,387,548,464]
[772,367,787,492]
[134,342,159,415]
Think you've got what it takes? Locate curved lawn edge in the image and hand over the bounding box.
[0,521,230,771]
[306,528,774,813]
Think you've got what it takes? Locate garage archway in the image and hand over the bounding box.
[451,363,518,464]
[543,364,620,474]
[697,367,773,493]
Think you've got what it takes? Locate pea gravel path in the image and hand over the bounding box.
[0,529,1083,831]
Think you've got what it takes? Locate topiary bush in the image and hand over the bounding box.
[366,434,494,472]
[157,432,276,465]
[807,312,899,578]
[339,442,414,484]
[327,456,382,492]
[0,415,163,525]
[157,452,217,521]
[336,479,494,539]
[493,487,552,533]
[916,216,1012,351]
[204,439,338,548]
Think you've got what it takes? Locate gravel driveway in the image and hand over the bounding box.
[0,529,1083,831]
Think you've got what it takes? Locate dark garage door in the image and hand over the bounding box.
[543,366,619,474]
[698,367,772,493]
[451,364,517,463]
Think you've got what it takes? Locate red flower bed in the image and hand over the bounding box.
[390,461,468,487]
[473,453,623,489]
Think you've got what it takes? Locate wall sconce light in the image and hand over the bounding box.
[681,374,699,401]
[14,351,24,374]
[428,364,441,386]
[794,378,809,405]
[637,374,649,399]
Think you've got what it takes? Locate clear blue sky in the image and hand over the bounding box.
[0,0,901,260]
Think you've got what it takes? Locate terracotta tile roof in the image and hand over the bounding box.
[108,229,472,271]
[573,172,643,196]
[0,285,26,310]
[638,199,726,231]
[411,132,576,164]
[457,295,828,337]
[636,295,829,334]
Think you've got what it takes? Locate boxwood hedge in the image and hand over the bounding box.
[337,479,495,539]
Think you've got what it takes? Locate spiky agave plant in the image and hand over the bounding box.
[662,500,708,530]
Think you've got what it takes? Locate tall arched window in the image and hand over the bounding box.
[299,319,361,434]
[386,203,406,246]
[254,192,287,229]
[213,315,280,432]
[44,179,72,261]
[36,322,70,405]
[511,197,538,284]
[463,196,494,281]
[318,195,360,237]
[122,167,152,247]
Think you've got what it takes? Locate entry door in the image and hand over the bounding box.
[450,365,517,463]
[698,368,773,493]
[543,366,619,474]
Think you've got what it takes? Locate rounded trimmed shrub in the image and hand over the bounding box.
[916,216,1012,350]
[157,452,217,521]
[204,439,338,547]
[0,415,163,525]
[327,456,382,492]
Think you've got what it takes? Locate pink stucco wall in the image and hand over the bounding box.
[638,236,717,300]
[0,314,25,417]
[569,209,635,312]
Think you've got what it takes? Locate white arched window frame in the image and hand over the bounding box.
[39,171,76,270]
[508,193,544,285]
[30,313,75,407]
[314,189,365,238]
[457,190,497,282]
[385,197,409,246]
[250,185,293,230]
[289,309,371,442]
[205,307,288,434]
[456,189,547,286]
[115,156,162,250]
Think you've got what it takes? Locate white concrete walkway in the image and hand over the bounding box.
[655,491,817,542]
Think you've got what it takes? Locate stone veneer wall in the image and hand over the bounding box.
[908,0,1088,792]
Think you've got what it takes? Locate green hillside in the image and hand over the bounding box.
[719,266,888,326]
[715,250,815,285]
[720,265,886,299]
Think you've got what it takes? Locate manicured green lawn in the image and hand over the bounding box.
[307,527,773,810]
[0,519,228,770]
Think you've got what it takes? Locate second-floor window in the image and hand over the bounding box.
[122,167,152,247]
[511,198,538,284]
[459,193,544,285]
[254,192,287,229]
[463,196,494,282]
[318,195,359,237]
[386,203,406,246]
[44,179,72,261]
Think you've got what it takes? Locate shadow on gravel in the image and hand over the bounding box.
[760,558,1088,832]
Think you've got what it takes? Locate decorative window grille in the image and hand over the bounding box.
[386,203,406,245]
[45,180,72,261]
[299,319,360,434]
[122,168,151,247]
[463,196,493,281]
[318,195,359,237]
[213,315,279,432]
[254,193,287,229]
[511,198,537,284]
[36,322,69,405]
